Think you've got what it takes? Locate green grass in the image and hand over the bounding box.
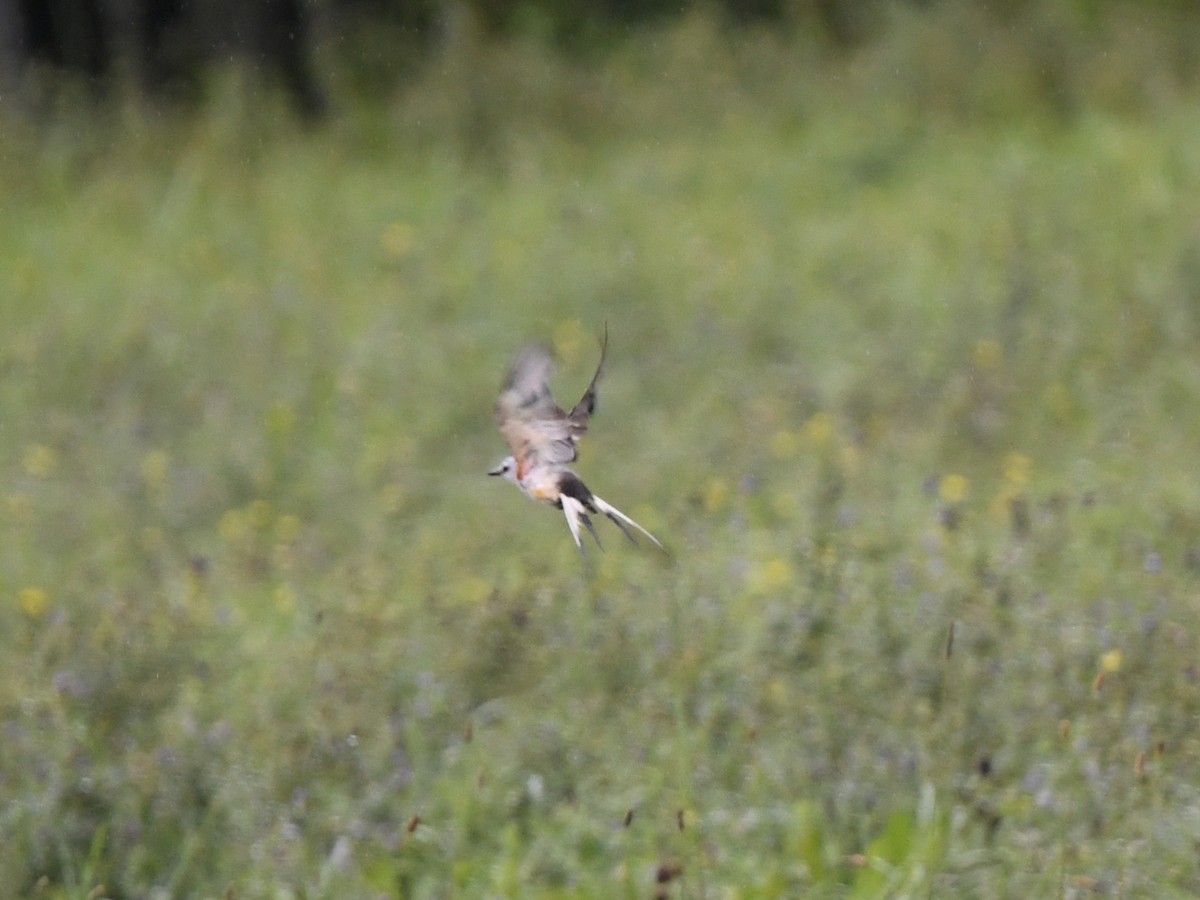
[4,5,1200,897]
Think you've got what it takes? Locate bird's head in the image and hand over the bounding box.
[488,456,519,484]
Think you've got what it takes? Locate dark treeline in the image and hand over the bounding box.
[0,0,326,116]
[0,0,1195,119]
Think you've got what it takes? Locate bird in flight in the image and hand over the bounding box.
[490,329,665,554]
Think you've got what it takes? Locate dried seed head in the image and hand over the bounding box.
[656,860,683,883]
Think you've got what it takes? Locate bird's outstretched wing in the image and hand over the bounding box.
[496,329,608,478]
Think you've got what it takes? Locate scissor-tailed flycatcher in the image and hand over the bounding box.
[489,330,664,553]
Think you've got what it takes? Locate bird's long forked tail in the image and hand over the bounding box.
[593,494,666,553]
[559,493,666,556]
[561,495,602,553]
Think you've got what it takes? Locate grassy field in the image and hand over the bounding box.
[4,5,1200,897]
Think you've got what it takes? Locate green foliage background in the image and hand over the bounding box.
[4,4,1200,897]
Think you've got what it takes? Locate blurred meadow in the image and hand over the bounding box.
[5,1,1200,896]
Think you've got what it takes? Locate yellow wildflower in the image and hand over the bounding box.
[276,514,302,543]
[1002,452,1031,487]
[939,473,970,504]
[819,544,837,571]
[141,449,169,493]
[248,499,273,530]
[379,481,406,514]
[22,444,57,478]
[19,587,49,617]
[766,675,788,706]
[552,318,587,365]
[752,557,794,594]
[380,222,415,260]
[839,443,861,475]
[456,576,493,605]
[218,508,249,543]
[702,477,728,513]
[263,402,295,438]
[771,490,800,520]
[770,429,800,460]
[1045,382,1072,420]
[141,527,164,552]
[973,339,1003,369]
[805,411,833,445]
[274,584,297,613]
